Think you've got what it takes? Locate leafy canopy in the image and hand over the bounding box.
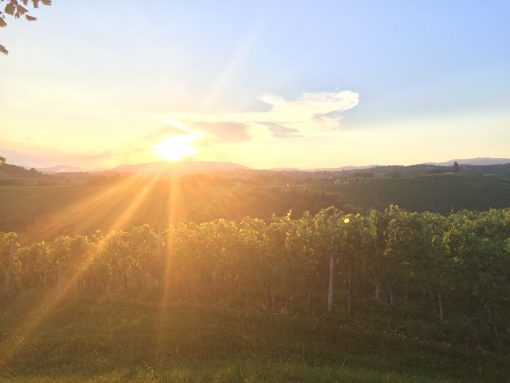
[0,0,52,54]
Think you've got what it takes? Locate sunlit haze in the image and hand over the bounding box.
[1,1,509,169]
[1,2,510,381]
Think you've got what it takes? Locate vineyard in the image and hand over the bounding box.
[2,206,510,341]
[323,174,510,213]
[2,0,508,380]
[1,205,510,381]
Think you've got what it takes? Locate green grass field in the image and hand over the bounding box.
[0,293,508,382]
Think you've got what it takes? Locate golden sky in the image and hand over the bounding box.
[1,1,509,169]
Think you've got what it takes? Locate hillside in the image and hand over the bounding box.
[111,161,249,174]
[0,162,49,186]
[433,157,510,166]
[321,173,510,213]
[2,170,510,239]
[344,163,510,177]
[22,158,510,177]
[0,174,344,239]
[36,165,100,174]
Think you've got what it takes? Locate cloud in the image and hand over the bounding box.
[2,90,359,167]
[159,89,359,141]
[257,122,302,138]
[195,121,251,142]
[143,126,189,141]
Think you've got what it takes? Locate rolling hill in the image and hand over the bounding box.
[320,173,510,213]
[110,161,249,174]
[27,157,510,176]
[432,157,510,166]
[36,165,104,174]
[3,158,510,239]
[0,162,49,186]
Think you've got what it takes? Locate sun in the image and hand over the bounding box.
[153,135,197,161]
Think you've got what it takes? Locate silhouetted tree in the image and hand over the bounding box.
[453,161,460,173]
[0,0,52,54]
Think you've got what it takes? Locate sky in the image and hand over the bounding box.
[1,0,509,169]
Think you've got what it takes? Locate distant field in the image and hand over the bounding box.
[317,174,510,213]
[2,173,510,239]
[0,293,507,383]
[0,178,342,240]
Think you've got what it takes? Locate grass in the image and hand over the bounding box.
[0,292,508,382]
[0,364,462,382]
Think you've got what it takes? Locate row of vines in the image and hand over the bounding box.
[1,206,510,345]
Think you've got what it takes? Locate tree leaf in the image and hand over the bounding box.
[5,3,16,16]
[15,4,29,17]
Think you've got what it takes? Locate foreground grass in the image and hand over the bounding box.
[0,292,508,382]
[0,364,458,383]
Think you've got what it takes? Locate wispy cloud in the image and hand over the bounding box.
[1,90,360,167]
[258,122,302,138]
[159,90,359,142]
[195,121,251,142]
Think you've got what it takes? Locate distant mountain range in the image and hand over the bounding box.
[32,157,510,175]
[35,161,248,175]
[110,161,249,174]
[308,158,510,172]
[36,165,105,174]
[429,158,510,166]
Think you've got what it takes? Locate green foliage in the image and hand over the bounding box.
[2,206,510,380]
[321,174,510,213]
[0,0,52,54]
[0,295,508,382]
[2,206,510,348]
